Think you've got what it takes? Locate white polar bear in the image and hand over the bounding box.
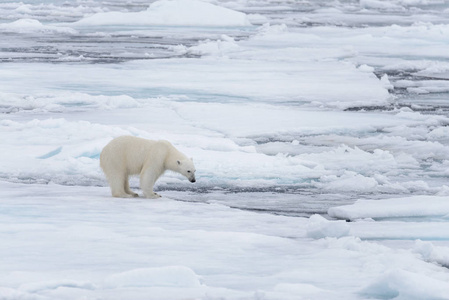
[100,136,196,198]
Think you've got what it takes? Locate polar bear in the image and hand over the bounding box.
[100,136,196,198]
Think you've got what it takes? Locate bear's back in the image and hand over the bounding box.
[101,136,173,175]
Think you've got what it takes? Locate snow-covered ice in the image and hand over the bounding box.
[73,0,252,27]
[1,0,449,299]
[1,181,449,300]
[329,195,449,221]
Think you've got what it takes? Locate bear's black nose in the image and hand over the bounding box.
[190,178,196,183]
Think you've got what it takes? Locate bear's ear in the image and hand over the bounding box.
[190,157,193,162]
[177,160,181,165]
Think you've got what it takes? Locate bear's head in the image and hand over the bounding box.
[177,158,196,183]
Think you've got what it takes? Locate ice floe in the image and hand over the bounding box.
[74,0,252,27]
[328,195,449,220]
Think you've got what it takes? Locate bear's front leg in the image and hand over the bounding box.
[143,190,161,199]
[140,166,162,199]
[150,192,162,198]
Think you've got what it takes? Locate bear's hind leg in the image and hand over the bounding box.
[108,174,134,198]
[124,176,139,197]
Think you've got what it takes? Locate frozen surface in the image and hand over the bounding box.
[74,0,252,27]
[1,181,449,300]
[329,195,449,221]
[1,0,449,299]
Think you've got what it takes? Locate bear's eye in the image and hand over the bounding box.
[187,170,191,173]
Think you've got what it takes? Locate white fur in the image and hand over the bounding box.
[100,136,196,198]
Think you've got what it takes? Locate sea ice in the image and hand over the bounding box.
[74,0,252,27]
[0,18,77,34]
[415,240,449,268]
[104,266,202,288]
[328,196,449,220]
[1,182,449,300]
[360,269,449,300]
[1,0,449,299]
[306,214,350,239]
